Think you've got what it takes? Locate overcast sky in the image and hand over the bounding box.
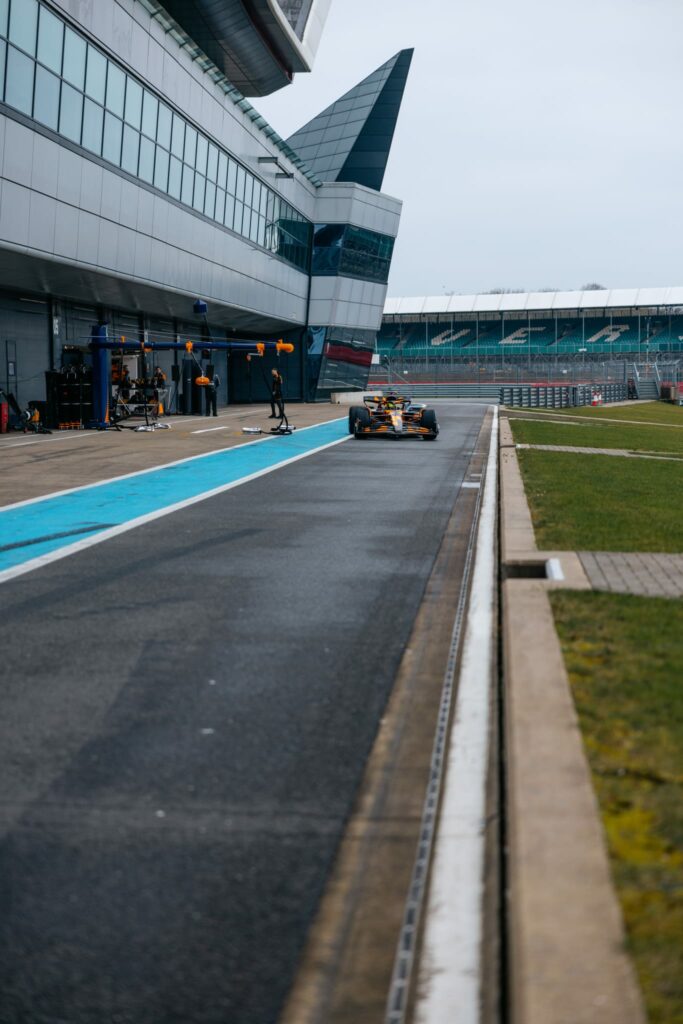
[256,0,683,298]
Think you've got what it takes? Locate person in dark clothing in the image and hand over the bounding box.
[269,368,284,419]
[205,370,220,416]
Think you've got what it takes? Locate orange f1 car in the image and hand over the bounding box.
[348,394,439,440]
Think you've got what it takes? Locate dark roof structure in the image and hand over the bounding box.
[286,49,413,191]
[157,0,328,96]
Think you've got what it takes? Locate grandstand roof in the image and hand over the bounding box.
[384,287,683,316]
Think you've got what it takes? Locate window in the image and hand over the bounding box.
[105,62,125,117]
[155,102,171,149]
[85,45,106,103]
[33,64,60,130]
[124,77,142,129]
[181,165,193,206]
[183,124,197,166]
[168,156,182,199]
[9,0,38,56]
[138,135,154,183]
[195,134,207,175]
[82,98,103,155]
[121,123,140,175]
[193,174,205,212]
[5,45,34,115]
[207,144,218,182]
[226,159,237,197]
[102,111,123,165]
[37,6,63,74]
[204,181,216,219]
[154,146,169,191]
[62,26,85,89]
[0,40,6,100]
[217,152,227,190]
[215,188,225,224]
[141,90,158,139]
[170,113,184,158]
[59,82,83,143]
[0,0,8,37]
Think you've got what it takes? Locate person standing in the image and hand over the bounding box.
[269,368,284,419]
[205,368,220,416]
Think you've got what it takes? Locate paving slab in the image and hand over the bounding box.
[579,551,683,597]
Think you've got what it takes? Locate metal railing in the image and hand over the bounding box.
[500,383,628,408]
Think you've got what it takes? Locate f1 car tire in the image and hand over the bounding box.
[421,408,438,440]
[348,406,364,434]
[353,407,371,437]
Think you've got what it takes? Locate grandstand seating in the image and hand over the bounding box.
[377,315,683,360]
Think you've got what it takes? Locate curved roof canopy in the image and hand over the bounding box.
[158,0,330,95]
[384,287,683,316]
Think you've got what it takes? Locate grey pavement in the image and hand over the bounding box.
[578,552,683,598]
[0,403,486,1024]
[515,443,682,461]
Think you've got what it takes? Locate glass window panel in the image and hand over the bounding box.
[157,102,171,148]
[139,135,154,183]
[0,40,5,100]
[5,45,34,115]
[181,166,194,206]
[195,134,207,174]
[62,26,85,89]
[257,215,266,247]
[105,61,125,116]
[102,111,123,165]
[154,146,169,192]
[249,213,259,244]
[141,90,157,138]
[0,0,8,38]
[224,194,235,229]
[121,124,139,175]
[37,6,62,74]
[259,187,268,217]
[82,98,103,155]
[226,158,237,196]
[33,64,59,129]
[9,0,37,56]
[183,124,197,166]
[251,180,261,213]
[170,113,184,158]
[217,152,227,190]
[204,180,215,218]
[124,76,142,129]
[85,44,106,103]
[233,201,244,235]
[235,166,245,202]
[168,156,182,199]
[214,188,225,224]
[193,174,205,212]
[59,82,83,143]
[207,144,218,182]
[266,192,274,224]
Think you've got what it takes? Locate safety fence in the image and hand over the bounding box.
[500,384,628,408]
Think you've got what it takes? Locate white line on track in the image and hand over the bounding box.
[0,417,346,514]
[191,425,229,434]
[0,432,100,449]
[0,432,351,585]
[414,406,498,1024]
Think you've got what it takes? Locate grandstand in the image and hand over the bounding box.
[378,289,683,374]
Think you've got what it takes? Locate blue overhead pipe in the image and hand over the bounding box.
[89,336,292,428]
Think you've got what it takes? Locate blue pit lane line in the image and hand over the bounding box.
[0,418,348,581]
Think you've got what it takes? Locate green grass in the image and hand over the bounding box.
[569,402,683,426]
[522,401,683,426]
[510,417,683,456]
[517,450,683,550]
[550,591,683,1024]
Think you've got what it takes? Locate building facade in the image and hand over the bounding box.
[0,0,410,415]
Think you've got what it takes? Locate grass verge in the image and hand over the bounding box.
[521,402,683,426]
[550,591,683,1024]
[510,417,683,456]
[516,449,683,551]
